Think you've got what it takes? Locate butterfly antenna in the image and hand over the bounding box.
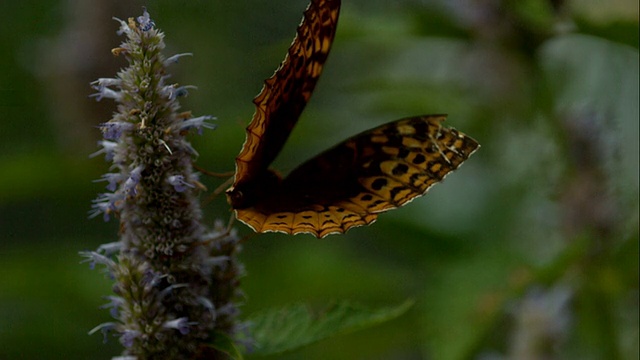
[193,163,234,178]
[225,210,236,235]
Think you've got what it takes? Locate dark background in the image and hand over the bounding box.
[0,0,638,359]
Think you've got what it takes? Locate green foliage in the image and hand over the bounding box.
[209,331,245,360]
[247,300,414,355]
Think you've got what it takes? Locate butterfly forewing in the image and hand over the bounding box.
[233,0,340,188]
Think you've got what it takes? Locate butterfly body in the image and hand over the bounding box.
[226,0,479,238]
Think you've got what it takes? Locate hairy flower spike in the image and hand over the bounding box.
[84,10,245,359]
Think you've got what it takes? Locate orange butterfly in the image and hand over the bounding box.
[226,0,479,238]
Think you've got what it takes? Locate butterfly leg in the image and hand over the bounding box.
[191,214,237,249]
[201,176,235,207]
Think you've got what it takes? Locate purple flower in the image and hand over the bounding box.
[124,165,144,195]
[119,329,141,348]
[198,297,216,319]
[90,86,122,102]
[92,78,122,88]
[88,322,117,343]
[101,296,125,318]
[99,122,134,140]
[89,192,124,221]
[140,269,163,288]
[179,115,217,134]
[112,17,131,36]
[167,175,194,192]
[182,141,199,156]
[90,140,118,161]
[163,317,193,335]
[159,284,188,299]
[80,251,116,270]
[96,242,122,256]
[94,173,124,192]
[164,53,193,66]
[137,9,155,32]
[162,85,197,100]
[88,202,111,221]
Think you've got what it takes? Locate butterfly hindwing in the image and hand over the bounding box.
[242,115,479,237]
[351,115,478,207]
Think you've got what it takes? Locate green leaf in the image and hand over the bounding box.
[247,299,414,355]
[208,330,244,360]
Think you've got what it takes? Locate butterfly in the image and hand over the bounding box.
[226,0,479,238]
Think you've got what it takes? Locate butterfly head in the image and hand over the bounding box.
[226,186,246,209]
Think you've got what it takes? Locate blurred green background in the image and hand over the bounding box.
[0,0,638,359]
